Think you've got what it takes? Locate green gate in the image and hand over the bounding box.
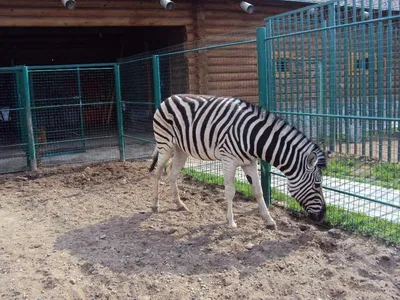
[258,0,400,241]
[0,67,36,173]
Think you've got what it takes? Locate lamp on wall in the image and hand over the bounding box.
[160,0,175,10]
[61,0,76,9]
[240,1,255,14]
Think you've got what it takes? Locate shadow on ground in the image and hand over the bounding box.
[54,211,313,275]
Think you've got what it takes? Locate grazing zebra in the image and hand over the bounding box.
[149,94,327,229]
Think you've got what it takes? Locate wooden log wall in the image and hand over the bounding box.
[0,0,306,104]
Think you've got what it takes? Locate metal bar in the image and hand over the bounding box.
[270,171,400,210]
[321,19,328,149]
[121,101,156,106]
[386,2,393,162]
[377,20,384,160]
[270,110,400,122]
[29,62,115,70]
[257,26,272,207]
[152,55,162,109]
[328,3,336,152]
[31,101,115,110]
[0,66,25,73]
[30,96,80,102]
[368,16,375,158]
[76,68,87,152]
[266,15,400,41]
[157,39,257,58]
[21,66,37,172]
[35,135,117,146]
[114,64,126,162]
[123,135,155,143]
[306,10,312,139]
[360,18,367,156]
[343,1,350,154]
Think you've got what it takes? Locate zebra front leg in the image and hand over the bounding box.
[223,161,237,228]
[242,161,277,230]
[152,151,172,212]
[169,148,189,211]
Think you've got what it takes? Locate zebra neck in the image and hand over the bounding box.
[254,116,309,175]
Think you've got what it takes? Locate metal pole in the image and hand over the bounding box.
[114,64,125,161]
[22,66,37,172]
[152,55,162,109]
[257,26,271,207]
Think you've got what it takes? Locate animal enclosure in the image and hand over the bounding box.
[0,0,399,243]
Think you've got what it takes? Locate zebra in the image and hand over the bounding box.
[149,94,327,229]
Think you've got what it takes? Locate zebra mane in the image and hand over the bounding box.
[245,100,327,169]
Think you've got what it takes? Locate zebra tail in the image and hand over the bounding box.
[149,148,158,172]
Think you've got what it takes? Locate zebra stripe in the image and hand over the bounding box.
[152,94,327,223]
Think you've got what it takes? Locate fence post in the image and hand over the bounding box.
[256,26,271,207]
[114,64,125,162]
[152,55,162,109]
[21,66,37,172]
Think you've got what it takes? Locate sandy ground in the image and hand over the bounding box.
[0,161,399,300]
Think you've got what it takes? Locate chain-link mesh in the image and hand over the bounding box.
[119,58,155,160]
[266,0,400,243]
[29,65,120,166]
[0,68,29,173]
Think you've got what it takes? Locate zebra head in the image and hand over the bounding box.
[287,149,327,223]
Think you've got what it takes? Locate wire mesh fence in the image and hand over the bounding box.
[28,64,121,166]
[119,57,156,160]
[264,0,400,242]
[0,67,30,173]
[0,7,399,243]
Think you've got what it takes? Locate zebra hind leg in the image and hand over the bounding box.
[151,150,173,213]
[169,148,189,211]
[222,160,238,228]
[242,161,277,230]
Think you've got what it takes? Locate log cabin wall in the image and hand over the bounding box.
[0,0,308,104]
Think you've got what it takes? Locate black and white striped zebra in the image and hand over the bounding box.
[149,94,327,229]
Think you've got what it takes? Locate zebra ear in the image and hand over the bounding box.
[307,152,318,167]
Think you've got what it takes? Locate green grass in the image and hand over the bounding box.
[181,167,400,244]
[324,156,400,190]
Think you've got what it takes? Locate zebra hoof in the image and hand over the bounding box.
[227,222,237,229]
[151,206,159,213]
[265,223,277,230]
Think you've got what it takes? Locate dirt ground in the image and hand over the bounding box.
[0,161,399,300]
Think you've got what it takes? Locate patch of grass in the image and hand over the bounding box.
[324,156,400,190]
[371,162,400,189]
[182,167,400,244]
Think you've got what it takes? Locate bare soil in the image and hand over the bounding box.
[0,161,399,300]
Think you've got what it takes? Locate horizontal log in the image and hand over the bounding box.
[208,57,257,66]
[208,80,258,90]
[203,2,296,13]
[208,87,258,98]
[208,72,258,82]
[204,10,274,22]
[0,16,193,26]
[206,49,257,58]
[205,27,258,35]
[209,65,258,74]
[205,18,264,27]
[0,0,193,9]
[0,7,193,18]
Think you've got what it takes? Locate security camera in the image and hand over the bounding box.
[240,1,255,14]
[61,0,76,9]
[160,0,175,10]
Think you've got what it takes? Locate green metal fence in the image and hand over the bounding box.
[1,6,399,242]
[0,67,32,173]
[259,0,400,242]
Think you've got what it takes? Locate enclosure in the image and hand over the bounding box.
[0,0,400,297]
